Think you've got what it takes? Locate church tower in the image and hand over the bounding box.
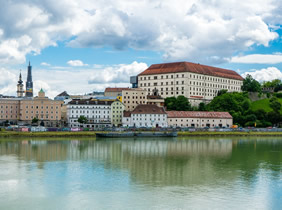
[25,61,33,97]
[17,70,24,97]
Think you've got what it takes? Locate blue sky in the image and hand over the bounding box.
[0,0,282,98]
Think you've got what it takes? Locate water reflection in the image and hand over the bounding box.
[0,137,281,209]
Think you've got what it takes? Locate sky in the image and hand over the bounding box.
[0,0,282,99]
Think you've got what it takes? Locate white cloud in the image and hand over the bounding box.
[241,67,282,82]
[0,61,147,99]
[0,68,17,96]
[40,62,51,66]
[88,61,148,84]
[67,60,88,67]
[231,54,282,64]
[0,0,280,65]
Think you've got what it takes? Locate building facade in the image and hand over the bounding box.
[138,62,244,106]
[0,89,63,126]
[111,100,125,127]
[122,104,168,128]
[0,98,20,125]
[104,87,129,97]
[122,88,148,111]
[67,99,116,128]
[166,111,233,128]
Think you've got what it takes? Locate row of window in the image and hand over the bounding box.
[123,96,146,99]
[71,115,110,119]
[71,110,110,114]
[25,111,58,114]
[140,74,242,84]
[70,106,110,109]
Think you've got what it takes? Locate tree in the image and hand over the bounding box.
[164,97,177,110]
[267,111,281,126]
[165,96,192,111]
[269,97,281,113]
[217,89,228,97]
[78,115,88,126]
[242,74,261,92]
[175,96,191,111]
[32,117,39,125]
[198,102,207,111]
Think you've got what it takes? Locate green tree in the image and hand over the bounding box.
[267,111,281,125]
[269,97,281,113]
[165,96,192,111]
[175,96,191,111]
[198,102,207,111]
[78,115,88,125]
[217,89,228,96]
[242,74,261,92]
[32,117,39,124]
[164,97,177,110]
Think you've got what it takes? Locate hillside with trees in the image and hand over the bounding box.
[164,75,282,127]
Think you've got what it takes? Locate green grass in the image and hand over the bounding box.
[250,98,282,113]
[178,131,282,136]
[0,131,97,138]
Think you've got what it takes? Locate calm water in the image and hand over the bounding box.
[0,137,281,210]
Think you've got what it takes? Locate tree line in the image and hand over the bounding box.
[165,75,282,127]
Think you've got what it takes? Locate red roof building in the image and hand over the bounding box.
[139,61,243,81]
[137,61,244,106]
[166,111,233,128]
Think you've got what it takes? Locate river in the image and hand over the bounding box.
[0,137,281,210]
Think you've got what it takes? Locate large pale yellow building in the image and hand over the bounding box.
[0,89,63,127]
[138,62,244,106]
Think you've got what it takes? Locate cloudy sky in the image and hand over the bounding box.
[0,0,282,98]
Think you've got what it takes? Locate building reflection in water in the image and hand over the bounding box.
[0,137,281,187]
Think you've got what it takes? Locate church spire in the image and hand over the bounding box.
[18,70,23,84]
[25,61,33,97]
[17,70,24,97]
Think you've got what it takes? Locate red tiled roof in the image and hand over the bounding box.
[131,104,167,115]
[105,87,130,92]
[190,96,203,99]
[123,111,131,117]
[138,62,243,81]
[166,111,232,119]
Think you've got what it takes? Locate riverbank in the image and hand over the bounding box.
[0,131,96,137]
[1,131,282,138]
[178,131,282,136]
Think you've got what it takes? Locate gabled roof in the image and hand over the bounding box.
[105,87,130,92]
[166,111,232,119]
[131,104,167,115]
[138,62,243,81]
[57,91,69,97]
[123,111,131,117]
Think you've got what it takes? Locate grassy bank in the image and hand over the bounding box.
[0,131,96,138]
[178,131,282,136]
[1,131,282,138]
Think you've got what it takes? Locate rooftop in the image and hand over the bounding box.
[131,104,167,115]
[56,91,70,97]
[68,99,115,105]
[166,111,233,119]
[138,61,243,81]
[105,87,130,92]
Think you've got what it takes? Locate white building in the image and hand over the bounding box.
[67,99,115,128]
[122,104,168,128]
[138,61,244,106]
[166,111,233,128]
